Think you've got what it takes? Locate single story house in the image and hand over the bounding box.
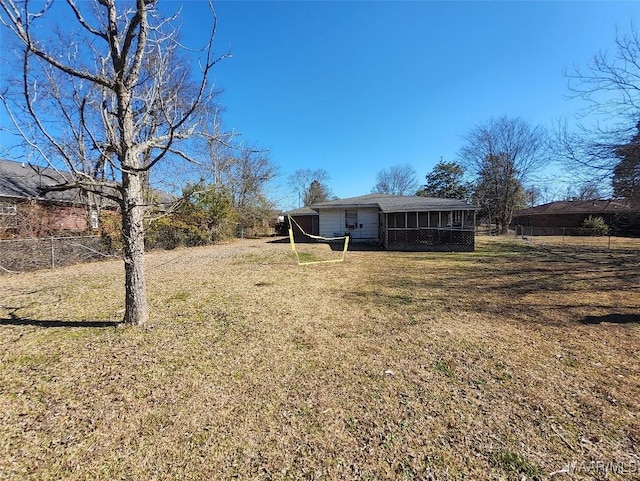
[0,159,105,238]
[512,199,638,236]
[0,158,173,239]
[289,193,479,252]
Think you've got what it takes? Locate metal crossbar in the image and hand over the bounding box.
[287,215,349,265]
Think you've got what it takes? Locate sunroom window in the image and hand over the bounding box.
[407,212,417,228]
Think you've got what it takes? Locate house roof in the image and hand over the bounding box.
[309,193,478,213]
[0,158,175,208]
[0,159,82,203]
[285,206,319,216]
[514,200,635,216]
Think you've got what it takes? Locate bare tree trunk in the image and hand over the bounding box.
[0,0,223,326]
[121,169,149,326]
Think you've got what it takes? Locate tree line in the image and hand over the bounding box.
[299,108,637,235]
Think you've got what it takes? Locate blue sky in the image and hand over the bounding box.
[178,0,637,209]
[1,1,638,209]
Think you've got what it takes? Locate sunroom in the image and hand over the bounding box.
[383,208,477,251]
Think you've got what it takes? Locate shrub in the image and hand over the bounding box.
[100,211,123,252]
[581,215,609,236]
[143,185,238,250]
[145,216,212,250]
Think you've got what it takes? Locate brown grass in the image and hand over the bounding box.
[1,236,638,480]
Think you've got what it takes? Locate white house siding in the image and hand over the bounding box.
[350,208,378,240]
[318,209,344,237]
[318,207,380,241]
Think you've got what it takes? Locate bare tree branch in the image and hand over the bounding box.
[460,116,548,233]
[558,25,640,205]
[0,0,225,325]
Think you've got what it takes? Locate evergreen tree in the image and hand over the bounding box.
[419,160,472,200]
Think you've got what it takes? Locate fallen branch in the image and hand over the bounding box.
[0,264,16,274]
[551,424,575,450]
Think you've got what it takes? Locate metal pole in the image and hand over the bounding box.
[50,237,55,269]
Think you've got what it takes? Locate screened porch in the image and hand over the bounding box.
[383,209,476,251]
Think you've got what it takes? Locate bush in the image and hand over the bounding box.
[581,215,609,236]
[143,185,238,250]
[144,216,212,250]
[100,211,123,252]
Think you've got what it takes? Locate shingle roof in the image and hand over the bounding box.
[285,206,319,216]
[0,159,175,208]
[310,193,477,212]
[0,159,81,203]
[514,200,635,216]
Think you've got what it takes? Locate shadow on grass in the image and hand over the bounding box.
[0,317,120,328]
[330,242,383,252]
[268,236,326,245]
[268,235,384,251]
[580,313,640,325]
[268,236,294,244]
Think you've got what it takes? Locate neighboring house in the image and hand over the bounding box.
[512,200,638,236]
[290,193,478,252]
[0,159,174,239]
[0,159,109,238]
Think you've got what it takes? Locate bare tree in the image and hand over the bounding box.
[371,163,419,195]
[473,154,527,233]
[289,169,332,207]
[197,119,278,232]
[555,26,640,203]
[304,179,331,205]
[460,116,547,233]
[570,181,603,201]
[0,0,225,325]
[524,185,541,208]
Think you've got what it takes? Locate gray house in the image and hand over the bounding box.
[300,193,478,252]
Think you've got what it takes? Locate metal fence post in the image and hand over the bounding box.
[50,237,55,269]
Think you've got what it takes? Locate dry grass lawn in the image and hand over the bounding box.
[1,236,638,480]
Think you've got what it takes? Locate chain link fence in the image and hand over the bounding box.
[0,236,116,273]
[513,225,640,249]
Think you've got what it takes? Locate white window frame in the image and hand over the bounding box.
[0,202,17,215]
